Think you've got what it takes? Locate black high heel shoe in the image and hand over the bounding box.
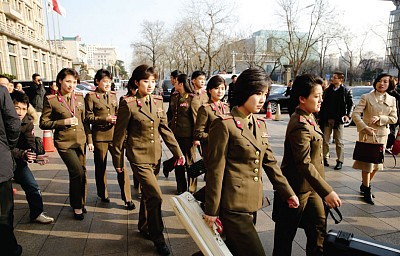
[82,207,87,214]
[73,211,84,220]
[125,201,136,210]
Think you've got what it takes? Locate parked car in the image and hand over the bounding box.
[80,81,96,91]
[345,85,374,127]
[160,79,174,101]
[262,86,289,114]
[75,83,95,97]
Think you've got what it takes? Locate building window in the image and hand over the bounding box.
[42,54,46,61]
[33,51,38,59]
[34,61,39,73]
[9,55,17,77]
[21,47,28,57]
[23,58,29,80]
[8,43,16,53]
[42,62,47,78]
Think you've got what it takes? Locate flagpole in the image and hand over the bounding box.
[56,14,63,70]
[51,10,59,75]
[45,1,54,80]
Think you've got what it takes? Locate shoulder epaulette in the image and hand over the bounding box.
[172,91,179,95]
[75,92,84,96]
[299,115,307,123]
[202,103,211,107]
[124,96,136,103]
[219,113,233,120]
[46,94,56,99]
[110,91,116,94]
[153,95,163,100]
[189,93,195,97]
[88,91,96,95]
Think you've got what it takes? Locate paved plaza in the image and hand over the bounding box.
[12,113,400,256]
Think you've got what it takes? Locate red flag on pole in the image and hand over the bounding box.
[51,0,66,17]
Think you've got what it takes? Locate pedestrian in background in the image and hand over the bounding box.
[85,69,135,209]
[227,74,237,108]
[166,70,182,122]
[272,74,342,256]
[319,71,353,170]
[0,85,22,256]
[168,74,197,194]
[352,73,397,205]
[10,91,53,224]
[40,68,89,220]
[45,81,58,96]
[25,73,46,123]
[15,83,23,92]
[203,68,299,256]
[193,75,229,201]
[285,79,294,116]
[112,64,184,255]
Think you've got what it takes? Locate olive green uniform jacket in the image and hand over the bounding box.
[112,94,182,168]
[85,90,118,144]
[205,107,295,216]
[272,108,333,222]
[39,92,87,149]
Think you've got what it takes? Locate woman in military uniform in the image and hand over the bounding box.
[168,74,198,194]
[85,69,135,209]
[203,68,300,256]
[40,68,89,220]
[112,64,184,255]
[272,74,342,256]
[193,75,229,201]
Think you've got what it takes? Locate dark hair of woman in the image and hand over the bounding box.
[94,69,112,86]
[177,74,193,93]
[127,64,158,92]
[56,68,80,89]
[232,68,271,107]
[206,75,226,98]
[373,73,395,91]
[289,74,323,109]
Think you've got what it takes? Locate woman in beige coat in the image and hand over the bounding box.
[352,73,397,205]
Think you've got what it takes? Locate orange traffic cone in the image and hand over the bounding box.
[265,102,272,119]
[43,130,56,152]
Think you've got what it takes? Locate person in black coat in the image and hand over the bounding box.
[318,71,353,170]
[0,85,22,256]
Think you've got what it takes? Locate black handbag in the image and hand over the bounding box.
[352,135,384,164]
[187,159,207,179]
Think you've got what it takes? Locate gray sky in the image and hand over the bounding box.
[46,0,395,71]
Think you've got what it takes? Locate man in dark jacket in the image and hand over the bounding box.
[319,71,353,170]
[10,91,53,224]
[0,85,22,256]
[25,73,45,120]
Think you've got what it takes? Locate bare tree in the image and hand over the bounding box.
[182,0,235,76]
[276,0,332,76]
[337,30,369,86]
[131,20,167,69]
